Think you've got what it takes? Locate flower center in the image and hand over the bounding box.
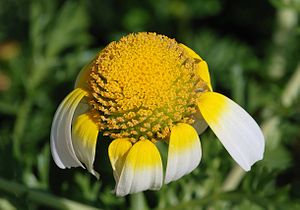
[88,32,207,142]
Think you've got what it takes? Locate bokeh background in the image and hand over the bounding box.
[0,0,300,209]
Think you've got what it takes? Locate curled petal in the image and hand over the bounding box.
[75,54,98,89]
[50,88,87,169]
[197,92,265,171]
[108,138,132,183]
[72,101,89,124]
[180,43,212,91]
[165,123,202,184]
[116,140,163,196]
[72,113,99,178]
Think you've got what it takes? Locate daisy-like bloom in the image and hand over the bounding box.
[50,32,265,196]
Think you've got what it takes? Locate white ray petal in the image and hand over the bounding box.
[116,140,163,196]
[165,123,202,184]
[72,113,99,178]
[108,138,132,185]
[198,92,265,171]
[50,88,87,169]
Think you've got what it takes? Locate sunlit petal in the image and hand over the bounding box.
[165,123,202,184]
[75,54,99,89]
[180,43,212,91]
[72,113,99,178]
[197,92,265,171]
[108,138,132,183]
[116,140,163,196]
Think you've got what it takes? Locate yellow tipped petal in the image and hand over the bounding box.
[72,113,99,178]
[180,43,204,60]
[108,138,132,183]
[165,123,202,184]
[180,43,212,91]
[50,88,88,169]
[197,92,265,171]
[198,60,212,91]
[116,140,163,196]
[75,53,99,89]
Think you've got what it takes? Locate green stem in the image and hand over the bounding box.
[221,165,245,192]
[281,63,300,107]
[0,177,102,210]
[130,193,149,210]
[268,7,298,79]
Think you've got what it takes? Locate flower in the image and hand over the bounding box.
[50,32,265,196]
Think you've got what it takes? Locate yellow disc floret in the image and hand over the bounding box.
[87,32,207,142]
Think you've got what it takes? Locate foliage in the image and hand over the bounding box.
[0,0,299,209]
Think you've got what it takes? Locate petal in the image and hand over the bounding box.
[197,92,265,171]
[116,140,163,196]
[108,138,132,183]
[72,113,99,178]
[74,55,96,89]
[72,100,89,124]
[165,123,202,184]
[180,43,212,91]
[192,111,208,135]
[50,88,87,169]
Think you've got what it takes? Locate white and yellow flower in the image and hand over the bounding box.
[50,32,265,196]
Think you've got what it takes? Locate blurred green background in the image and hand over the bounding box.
[0,0,300,209]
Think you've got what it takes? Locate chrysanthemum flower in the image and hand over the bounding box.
[50,32,265,196]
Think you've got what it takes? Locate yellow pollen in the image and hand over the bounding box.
[88,32,207,141]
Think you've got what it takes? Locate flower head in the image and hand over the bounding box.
[51,32,265,196]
